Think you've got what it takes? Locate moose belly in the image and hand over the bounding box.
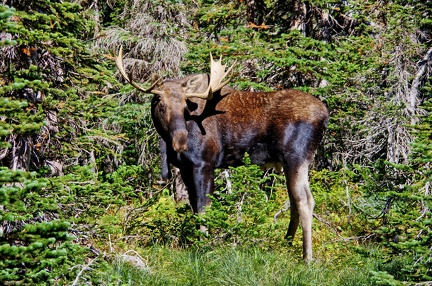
[217,142,280,170]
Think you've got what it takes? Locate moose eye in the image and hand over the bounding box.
[158,102,166,113]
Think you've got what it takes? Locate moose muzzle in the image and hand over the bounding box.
[172,129,189,153]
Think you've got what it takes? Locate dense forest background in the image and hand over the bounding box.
[1,0,431,284]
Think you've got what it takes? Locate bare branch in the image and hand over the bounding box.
[409,47,432,123]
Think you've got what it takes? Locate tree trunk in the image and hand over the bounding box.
[290,0,308,36]
[245,0,267,25]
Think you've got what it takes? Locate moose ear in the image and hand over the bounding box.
[183,74,209,93]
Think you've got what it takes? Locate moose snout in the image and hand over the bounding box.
[172,130,189,153]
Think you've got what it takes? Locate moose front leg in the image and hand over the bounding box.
[184,164,215,233]
[192,164,215,215]
[180,164,215,229]
[160,139,171,182]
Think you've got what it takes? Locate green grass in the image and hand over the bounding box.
[102,246,382,286]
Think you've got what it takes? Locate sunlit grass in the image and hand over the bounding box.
[103,245,381,286]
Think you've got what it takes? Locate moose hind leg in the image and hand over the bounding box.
[285,161,315,262]
[285,191,299,243]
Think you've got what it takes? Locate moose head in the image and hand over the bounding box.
[115,47,329,262]
[115,46,235,153]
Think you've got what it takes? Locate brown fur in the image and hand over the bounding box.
[123,68,328,262]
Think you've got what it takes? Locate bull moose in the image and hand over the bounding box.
[115,47,329,262]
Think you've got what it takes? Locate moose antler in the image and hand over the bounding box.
[209,53,236,92]
[185,53,236,100]
[114,46,161,93]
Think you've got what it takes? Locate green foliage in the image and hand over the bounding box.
[369,271,403,286]
[0,167,88,285]
[375,92,432,282]
[135,194,199,246]
[0,1,125,284]
[0,5,16,46]
[1,0,120,171]
[346,92,432,282]
[0,98,42,150]
[201,154,287,248]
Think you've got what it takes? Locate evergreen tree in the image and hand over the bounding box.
[0,167,87,284]
[378,71,432,282]
[0,1,119,283]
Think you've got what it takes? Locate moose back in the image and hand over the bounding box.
[115,47,329,262]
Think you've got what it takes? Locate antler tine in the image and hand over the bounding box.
[114,45,161,93]
[127,62,162,93]
[209,53,236,93]
[185,53,236,100]
[216,58,236,91]
[114,46,130,83]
